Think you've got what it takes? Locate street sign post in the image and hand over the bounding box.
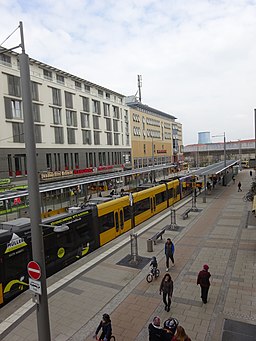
[29,278,42,295]
[27,261,41,281]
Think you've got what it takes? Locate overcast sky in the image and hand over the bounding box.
[1,0,256,145]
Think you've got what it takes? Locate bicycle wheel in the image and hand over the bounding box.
[155,269,160,278]
[146,273,153,283]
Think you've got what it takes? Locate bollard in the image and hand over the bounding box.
[147,239,153,252]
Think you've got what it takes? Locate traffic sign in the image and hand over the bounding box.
[27,261,41,280]
[29,278,42,295]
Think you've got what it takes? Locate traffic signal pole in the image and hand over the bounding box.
[19,21,51,341]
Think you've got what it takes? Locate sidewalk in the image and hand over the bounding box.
[1,170,255,341]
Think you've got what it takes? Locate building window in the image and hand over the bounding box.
[52,87,61,106]
[74,153,79,168]
[32,103,41,122]
[82,96,90,112]
[93,115,100,129]
[8,154,13,176]
[64,153,69,169]
[92,100,101,114]
[4,98,23,119]
[106,92,110,100]
[0,54,11,66]
[113,106,119,119]
[114,133,119,145]
[94,131,100,145]
[81,112,90,128]
[56,74,65,84]
[82,130,91,144]
[12,122,24,143]
[66,110,77,127]
[75,81,82,90]
[105,118,112,131]
[106,132,112,145]
[84,84,90,92]
[144,144,146,154]
[98,89,103,97]
[113,120,119,132]
[35,125,42,143]
[54,127,64,144]
[67,128,76,144]
[53,108,62,124]
[103,103,110,117]
[31,82,39,101]
[46,154,52,170]
[7,74,21,97]
[54,153,61,171]
[43,69,52,80]
[65,91,73,109]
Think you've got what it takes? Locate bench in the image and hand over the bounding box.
[181,208,192,220]
[151,228,165,245]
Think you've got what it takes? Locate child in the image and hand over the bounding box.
[150,256,158,276]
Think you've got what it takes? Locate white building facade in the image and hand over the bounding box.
[0,52,131,181]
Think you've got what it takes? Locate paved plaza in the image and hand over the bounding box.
[0,169,255,341]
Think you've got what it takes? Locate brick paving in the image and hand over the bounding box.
[0,169,256,340]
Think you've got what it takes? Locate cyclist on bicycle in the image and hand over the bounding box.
[94,313,112,341]
[150,256,158,276]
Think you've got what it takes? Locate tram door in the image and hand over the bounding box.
[150,196,156,214]
[114,209,124,237]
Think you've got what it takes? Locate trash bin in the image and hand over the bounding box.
[147,239,153,252]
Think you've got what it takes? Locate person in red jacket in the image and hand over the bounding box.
[197,264,211,304]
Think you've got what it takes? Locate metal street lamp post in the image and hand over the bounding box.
[19,22,51,341]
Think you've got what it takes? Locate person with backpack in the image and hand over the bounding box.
[164,238,175,271]
[197,264,211,304]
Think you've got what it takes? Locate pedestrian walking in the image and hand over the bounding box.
[172,325,192,341]
[148,316,163,341]
[232,175,235,184]
[250,170,253,176]
[197,264,211,304]
[161,318,179,341]
[94,313,112,341]
[159,273,173,312]
[165,238,175,271]
[238,181,242,192]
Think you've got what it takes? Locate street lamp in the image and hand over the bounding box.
[212,132,227,185]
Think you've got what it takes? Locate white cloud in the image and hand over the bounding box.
[1,0,256,144]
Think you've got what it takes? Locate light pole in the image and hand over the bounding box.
[19,22,51,341]
[212,132,227,185]
[129,193,138,263]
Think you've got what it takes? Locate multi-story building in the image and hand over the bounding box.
[126,98,183,168]
[0,51,131,181]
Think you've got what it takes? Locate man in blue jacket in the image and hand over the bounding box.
[165,238,175,271]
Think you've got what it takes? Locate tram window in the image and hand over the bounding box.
[120,210,124,229]
[123,206,132,222]
[168,188,174,199]
[76,223,93,241]
[134,198,150,216]
[4,249,29,281]
[115,212,119,232]
[99,212,114,233]
[155,191,166,205]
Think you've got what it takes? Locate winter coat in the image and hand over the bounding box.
[148,323,163,341]
[197,269,211,288]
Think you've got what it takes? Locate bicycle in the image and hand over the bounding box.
[146,266,160,283]
[243,191,254,202]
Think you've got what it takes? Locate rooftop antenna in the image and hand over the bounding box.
[138,75,142,102]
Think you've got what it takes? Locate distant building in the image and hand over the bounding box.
[198,131,211,144]
[126,97,183,168]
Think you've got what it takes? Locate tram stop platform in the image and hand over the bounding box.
[0,169,256,341]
